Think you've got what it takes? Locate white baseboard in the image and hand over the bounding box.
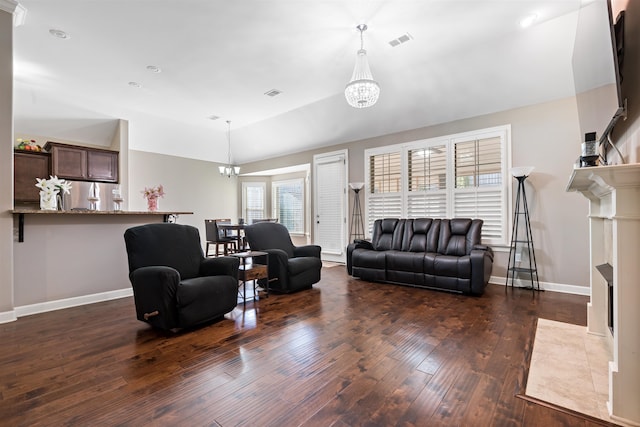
[0,310,17,324]
[490,275,590,296]
[13,288,133,319]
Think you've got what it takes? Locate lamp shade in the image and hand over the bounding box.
[511,166,535,177]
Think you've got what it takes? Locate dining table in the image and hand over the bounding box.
[218,223,247,252]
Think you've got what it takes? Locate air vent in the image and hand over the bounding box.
[388,32,413,47]
[208,115,220,121]
[264,89,282,97]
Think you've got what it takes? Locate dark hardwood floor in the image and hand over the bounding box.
[0,266,615,426]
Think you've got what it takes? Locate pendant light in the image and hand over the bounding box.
[219,120,240,177]
[345,24,380,108]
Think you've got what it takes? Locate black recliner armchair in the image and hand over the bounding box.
[124,223,239,330]
[244,222,322,293]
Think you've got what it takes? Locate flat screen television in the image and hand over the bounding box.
[572,0,625,161]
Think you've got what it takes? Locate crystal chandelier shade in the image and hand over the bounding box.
[345,24,380,108]
[219,120,240,177]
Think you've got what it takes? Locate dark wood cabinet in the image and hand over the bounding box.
[14,151,51,202]
[44,142,119,183]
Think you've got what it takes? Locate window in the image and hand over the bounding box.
[242,182,266,224]
[272,179,304,234]
[365,125,510,245]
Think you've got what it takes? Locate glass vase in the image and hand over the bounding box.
[147,196,159,212]
[40,192,57,210]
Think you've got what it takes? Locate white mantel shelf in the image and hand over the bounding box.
[566,162,640,426]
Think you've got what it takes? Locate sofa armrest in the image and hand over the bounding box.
[346,240,374,275]
[293,245,321,258]
[129,266,180,327]
[353,239,373,249]
[200,256,240,278]
[470,247,494,295]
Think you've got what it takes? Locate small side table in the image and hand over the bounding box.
[231,251,269,304]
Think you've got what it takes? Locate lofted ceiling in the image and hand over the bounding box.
[12,0,585,164]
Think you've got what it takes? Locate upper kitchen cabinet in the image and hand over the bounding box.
[14,151,51,203]
[44,142,119,183]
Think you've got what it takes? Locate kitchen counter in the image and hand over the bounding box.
[11,209,193,242]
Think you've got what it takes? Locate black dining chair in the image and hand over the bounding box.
[205,219,237,256]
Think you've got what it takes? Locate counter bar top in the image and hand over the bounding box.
[11,209,193,242]
[11,209,193,215]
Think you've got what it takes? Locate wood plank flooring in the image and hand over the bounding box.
[0,266,616,426]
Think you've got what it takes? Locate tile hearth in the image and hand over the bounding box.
[526,318,634,426]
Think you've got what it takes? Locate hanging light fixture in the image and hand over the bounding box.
[345,24,380,108]
[219,120,240,177]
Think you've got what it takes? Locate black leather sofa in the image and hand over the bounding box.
[124,223,239,330]
[347,218,493,295]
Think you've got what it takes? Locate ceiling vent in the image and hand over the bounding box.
[208,115,220,121]
[388,32,413,47]
[264,89,282,97]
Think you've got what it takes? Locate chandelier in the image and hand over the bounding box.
[345,24,380,108]
[219,120,240,177]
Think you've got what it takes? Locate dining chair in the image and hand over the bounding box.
[205,219,237,256]
[251,218,278,224]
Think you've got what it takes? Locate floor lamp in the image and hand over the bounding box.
[505,166,540,291]
[349,182,365,242]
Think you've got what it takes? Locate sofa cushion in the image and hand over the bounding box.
[402,218,440,252]
[386,250,425,273]
[434,255,471,279]
[438,218,481,256]
[352,249,386,269]
[288,256,322,276]
[371,218,405,251]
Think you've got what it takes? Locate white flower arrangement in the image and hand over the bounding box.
[35,176,72,210]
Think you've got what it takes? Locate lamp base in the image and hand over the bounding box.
[580,155,599,167]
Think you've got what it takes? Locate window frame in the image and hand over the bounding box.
[272,178,305,235]
[364,125,511,246]
[241,181,266,224]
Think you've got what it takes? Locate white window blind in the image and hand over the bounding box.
[364,126,510,245]
[407,144,447,219]
[242,182,266,224]
[272,179,304,234]
[366,151,402,232]
[453,136,504,241]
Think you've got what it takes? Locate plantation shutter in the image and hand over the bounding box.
[367,151,402,233]
[407,144,447,218]
[453,136,504,241]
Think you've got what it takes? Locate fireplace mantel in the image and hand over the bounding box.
[567,163,640,426]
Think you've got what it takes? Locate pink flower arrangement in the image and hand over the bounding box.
[141,185,165,200]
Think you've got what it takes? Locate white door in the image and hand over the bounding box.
[313,150,348,263]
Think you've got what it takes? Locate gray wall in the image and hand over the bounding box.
[241,96,591,289]
[128,149,239,245]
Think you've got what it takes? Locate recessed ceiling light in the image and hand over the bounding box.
[49,29,70,39]
[128,81,142,88]
[146,65,162,73]
[520,13,538,28]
